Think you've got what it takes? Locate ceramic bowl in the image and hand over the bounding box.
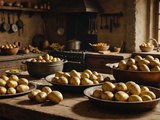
[139,45,154,52]
[1,47,19,55]
[92,45,110,51]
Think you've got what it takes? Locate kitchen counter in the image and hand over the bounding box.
[0,74,159,120]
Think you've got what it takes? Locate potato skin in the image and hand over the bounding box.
[17,85,29,93]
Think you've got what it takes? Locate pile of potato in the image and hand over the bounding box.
[118,55,160,71]
[51,69,104,85]
[28,86,63,103]
[93,81,156,102]
[30,54,61,63]
[0,75,29,95]
[1,44,18,49]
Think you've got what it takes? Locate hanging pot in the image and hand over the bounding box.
[1,12,10,32]
[10,13,18,33]
[68,39,81,50]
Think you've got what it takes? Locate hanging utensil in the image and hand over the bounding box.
[104,17,109,29]
[1,12,10,32]
[95,18,98,34]
[100,16,103,29]
[57,15,65,36]
[16,13,24,36]
[88,18,91,35]
[92,19,95,35]
[10,13,18,33]
[114,16,120,28]
[110,18,113,33]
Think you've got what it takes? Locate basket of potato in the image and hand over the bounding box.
[45,69,108,93]
[22,54,68,78]
[0,74,36,97]
[1,44,19,55]
[106,55,160,87]
[84,81,160,111]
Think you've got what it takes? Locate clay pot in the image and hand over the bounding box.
[0,0,4,6]
[42,40,50,50]
[22,47,30,54]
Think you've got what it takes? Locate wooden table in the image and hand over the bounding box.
[0,74,159,120]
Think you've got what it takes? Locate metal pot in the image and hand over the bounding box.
[22,59,68,78]
[68,39,81,50]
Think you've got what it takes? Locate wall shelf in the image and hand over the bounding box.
[0,6,48,12]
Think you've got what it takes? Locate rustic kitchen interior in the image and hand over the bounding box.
[0,0,160,120]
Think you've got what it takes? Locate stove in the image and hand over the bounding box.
[51,50,87,72]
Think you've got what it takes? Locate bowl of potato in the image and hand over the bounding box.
[1,44,19,55]
[106,55,160,87]
[45,69,109,93]
[90,43,110,51]
[22,54,68,78]
[139,42,154,52]
[84,81,160,111]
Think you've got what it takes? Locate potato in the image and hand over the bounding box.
[28,89,41,100]
[44,54,50,61]
[128,83,141,95]
[37,55,43,60]
[151,66,160,71]
[81,78,93,85]
[84,69,92,76]
[70,70,81,78]
[140,91,156,100]
[138,59,150,66]
[52,77,59,83]
[48,91,63,103]
[145,55,154,62]
[17,85,29,93]
[92,71,99,76]
[128,65,138,71]
[93,89,102,98]
[7,80,18,88]
[118,60,126,67]
[81,72,90,79]
[102,82,116,92]
[116,82,127,91]
[31,58,37,62]
[35,92,47,103]
[154,58,159,62]
[90,74,98,80]
[55,72,64,77]
[92,80,99,84]
[58,76,68,85]
[150,60,160,67]
[125,81,136,88]
[0,86,7,94]
[7,87,16,94]
[141,86,149,92]
[70,77,80,85]
[119,64,127,70]
[0,78,6,87]
[18,78,29,85]
[101,91,114,101]
[126,58,135,66]
[128,95,142,102]
[134,55,143,62]
[139,64,150,72]
[1,75,9,81]
[115,91,129,101]
[63,72,71,80]
[42,86,52,95]
[141,95,152,101]
[9,75,19,82]
[96,74,104,82]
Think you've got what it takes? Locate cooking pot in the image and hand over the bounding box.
[22,59,68,78]
[68,39,81,50]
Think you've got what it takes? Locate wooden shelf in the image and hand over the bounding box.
[0,6,48,12]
